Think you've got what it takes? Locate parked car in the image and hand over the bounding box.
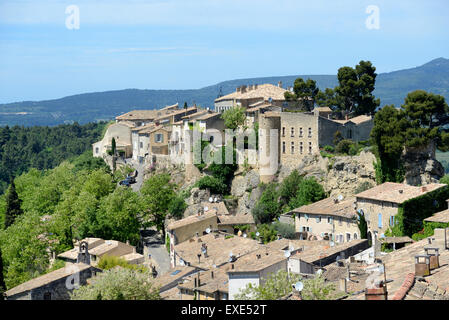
[119,179,131,187]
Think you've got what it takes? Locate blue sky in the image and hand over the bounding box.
[0,0,448,103]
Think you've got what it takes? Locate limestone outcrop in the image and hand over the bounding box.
[402,142,444,186]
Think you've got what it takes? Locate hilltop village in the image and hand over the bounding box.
[3,81,449,301]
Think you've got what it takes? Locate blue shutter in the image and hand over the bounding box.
[378,213,382,228]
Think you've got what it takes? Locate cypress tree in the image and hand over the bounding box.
[4,179,23,228]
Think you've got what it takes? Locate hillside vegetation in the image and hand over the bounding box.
[1,58,448,126]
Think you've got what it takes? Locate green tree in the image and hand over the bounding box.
[141,174,177,237]
[197,176,227,194]
[288,177,326,210]
[402,90,449,151]
[167,195,187,220]
[4,180,23,228]
[284,78,320,111]
[94,187,143,245]
[111,137,116,156]
[357,211,368,240]
[279,170,303,208]
[252,183,281,224]
[235,270,341,300]
[0,248,5,299]
[70,268,160,300]
[335,139,354,155]
[333,61,380,115]
[221,106,246,130]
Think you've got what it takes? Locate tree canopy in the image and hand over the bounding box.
[221,106,246,130]
[284,78,319,111]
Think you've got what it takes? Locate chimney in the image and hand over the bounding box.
[345,114,348,121]
[414,255,431,277]
[421,186,427,193]
[241,85,247,93]
[236,86,241,93]
[365,284,387,300]
[256,254,261,259]
[197,253,201,264]
[424,247,440,270]
[254,84,258,90]
[278,81,282,88]
[398,189,403,194]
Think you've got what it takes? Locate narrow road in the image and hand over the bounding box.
[141,228,171,276]
[125,158,145,192]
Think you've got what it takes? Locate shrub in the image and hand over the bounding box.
[323,145,334,153]
[273,221,296,239]
[252,183,280,224]
[196,176,228,194]
[70,268,160,300]
[335,139,354,155]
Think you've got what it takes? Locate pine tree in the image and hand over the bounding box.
[4,179,23,228]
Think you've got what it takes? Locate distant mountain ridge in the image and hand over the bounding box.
[1,57,448,126]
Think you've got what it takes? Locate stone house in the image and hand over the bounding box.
[281,196,360,243]
[5,263,101,300]
[115,103,179,127]
[227,248,288,300]
[258,109,373,181]
[93,122,134,158]
[57,238,144,266]
[355,182,447,243]
[177,267,230,300]
[214,82,292,113]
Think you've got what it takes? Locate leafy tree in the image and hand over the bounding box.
[252,183,281,224]
[111,137,117,156]
[273,221,296,239]
[279,170,303,208]
[440,175,449,185]
[197,176,227,195]
[94,187,143,246]
[70,268,160,300]
[167,195,187,220]
[235,270,341,300]
[4,180,23,228]
[335,139,353,155]
[221,106,246,130]
[0,248,5,299]
[370,105,408,183]
[254,224,278,244]
[288,177,326,210]
[141,174,177,237]
[284,78,320,111]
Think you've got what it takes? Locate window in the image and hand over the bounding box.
[140,142,143,149]
[316,216,321,223]
[327,217,333,224]
[155,133,163,143]
[354,233,358,240]
[309,142,312,154]
[95,147,99,154]
[346,233,351,242]
[348,129,352,139]
[291,127,295,137]
[389,215,395,226]
[282,141,286,154]
[339,217,342,226]
[282,127,285,137]
[299,127,303,137]
[308,127,312,137]
[304,214,309,221]
[378,213,383,228]
[300,142,303,154]
[291,142,295,154]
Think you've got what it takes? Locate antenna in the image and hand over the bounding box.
[204,206,209,212]
[229,251,233,257]
[256,232,260,237]
[337,194,344,201]
[206,228,211,234]
[316,269,323,276]
[179,259,185,266]
[294,281,303,292]
[243,233,247,238]
[284,250,291,258]
[209,197,213,203]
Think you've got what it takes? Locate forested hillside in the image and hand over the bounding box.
[1,58,448,126]
[0,122,106,194]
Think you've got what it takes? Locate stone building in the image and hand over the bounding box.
[258,109,373,182]
[214,83,291,113]
[92,122,134,158]
[354,182,447,244]
[281,196,360,243]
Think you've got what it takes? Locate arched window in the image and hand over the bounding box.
[354,233,358,240]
